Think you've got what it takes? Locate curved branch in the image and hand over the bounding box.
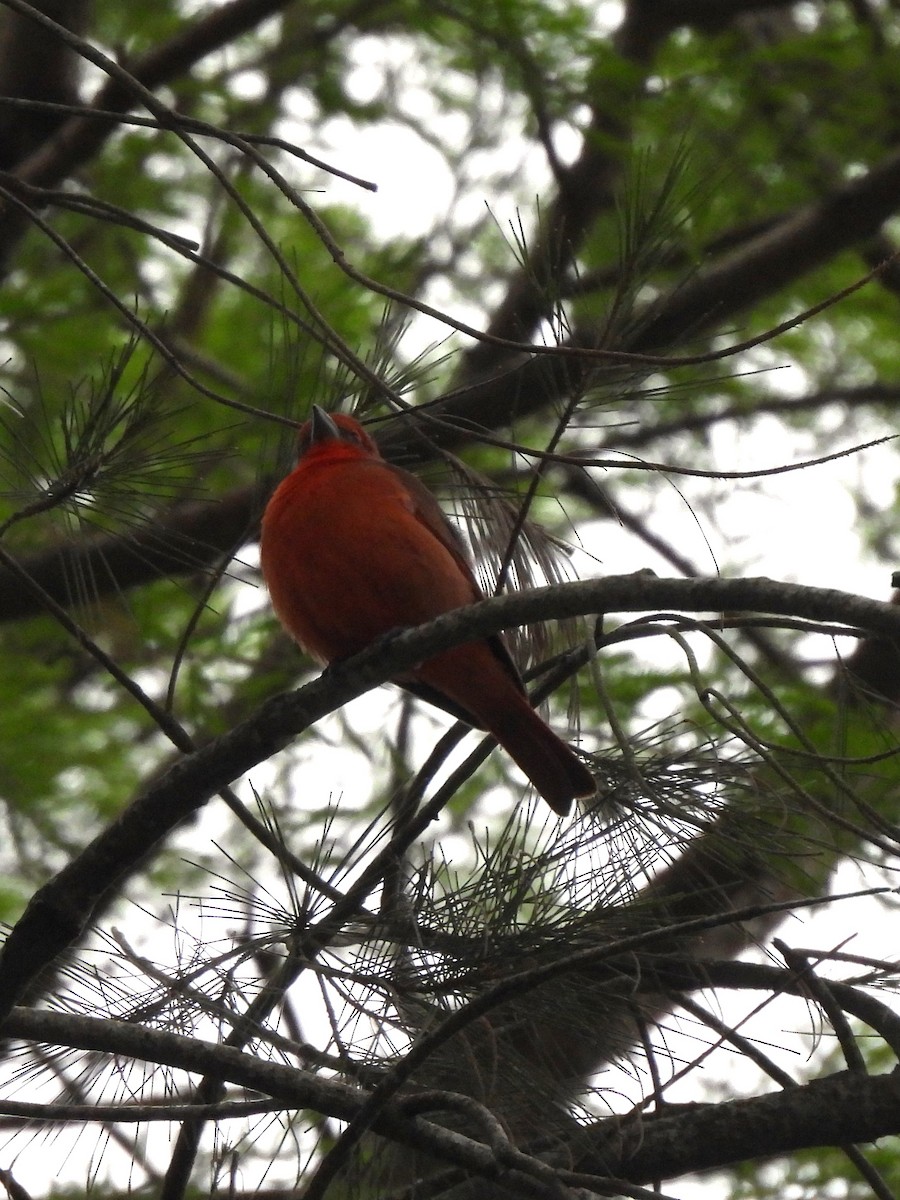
[4,1005,900,1190]
[0,573,897,1022]
[1,1007,526,1191]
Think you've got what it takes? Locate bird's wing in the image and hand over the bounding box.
[392,463,527,700]
[391,463,482,589]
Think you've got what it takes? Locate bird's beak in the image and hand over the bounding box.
[310,405,341,444]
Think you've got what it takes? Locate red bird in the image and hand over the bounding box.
[259,407,595,815]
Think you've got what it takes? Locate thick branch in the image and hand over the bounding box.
[421,136,900,445]
[0,573,897,1022]
[0,485,260,625]
[0,0,89,168]
[1,1008,529,1192]
[582,1069,900,1183]
[1,0,296,187]
[627,148,900,353]
[4,1006,899,1189]
[458,0,805,384]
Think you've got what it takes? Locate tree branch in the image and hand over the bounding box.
[0,573,897,1022]
[4,1005,899,1190]
[581,1069,900,1184]
[0,484,260,626]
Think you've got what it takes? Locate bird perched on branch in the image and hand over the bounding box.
[260,406,595,815]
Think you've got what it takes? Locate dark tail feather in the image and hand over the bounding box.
[492,700,595,816]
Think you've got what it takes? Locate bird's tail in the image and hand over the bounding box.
[491,699,595,816]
